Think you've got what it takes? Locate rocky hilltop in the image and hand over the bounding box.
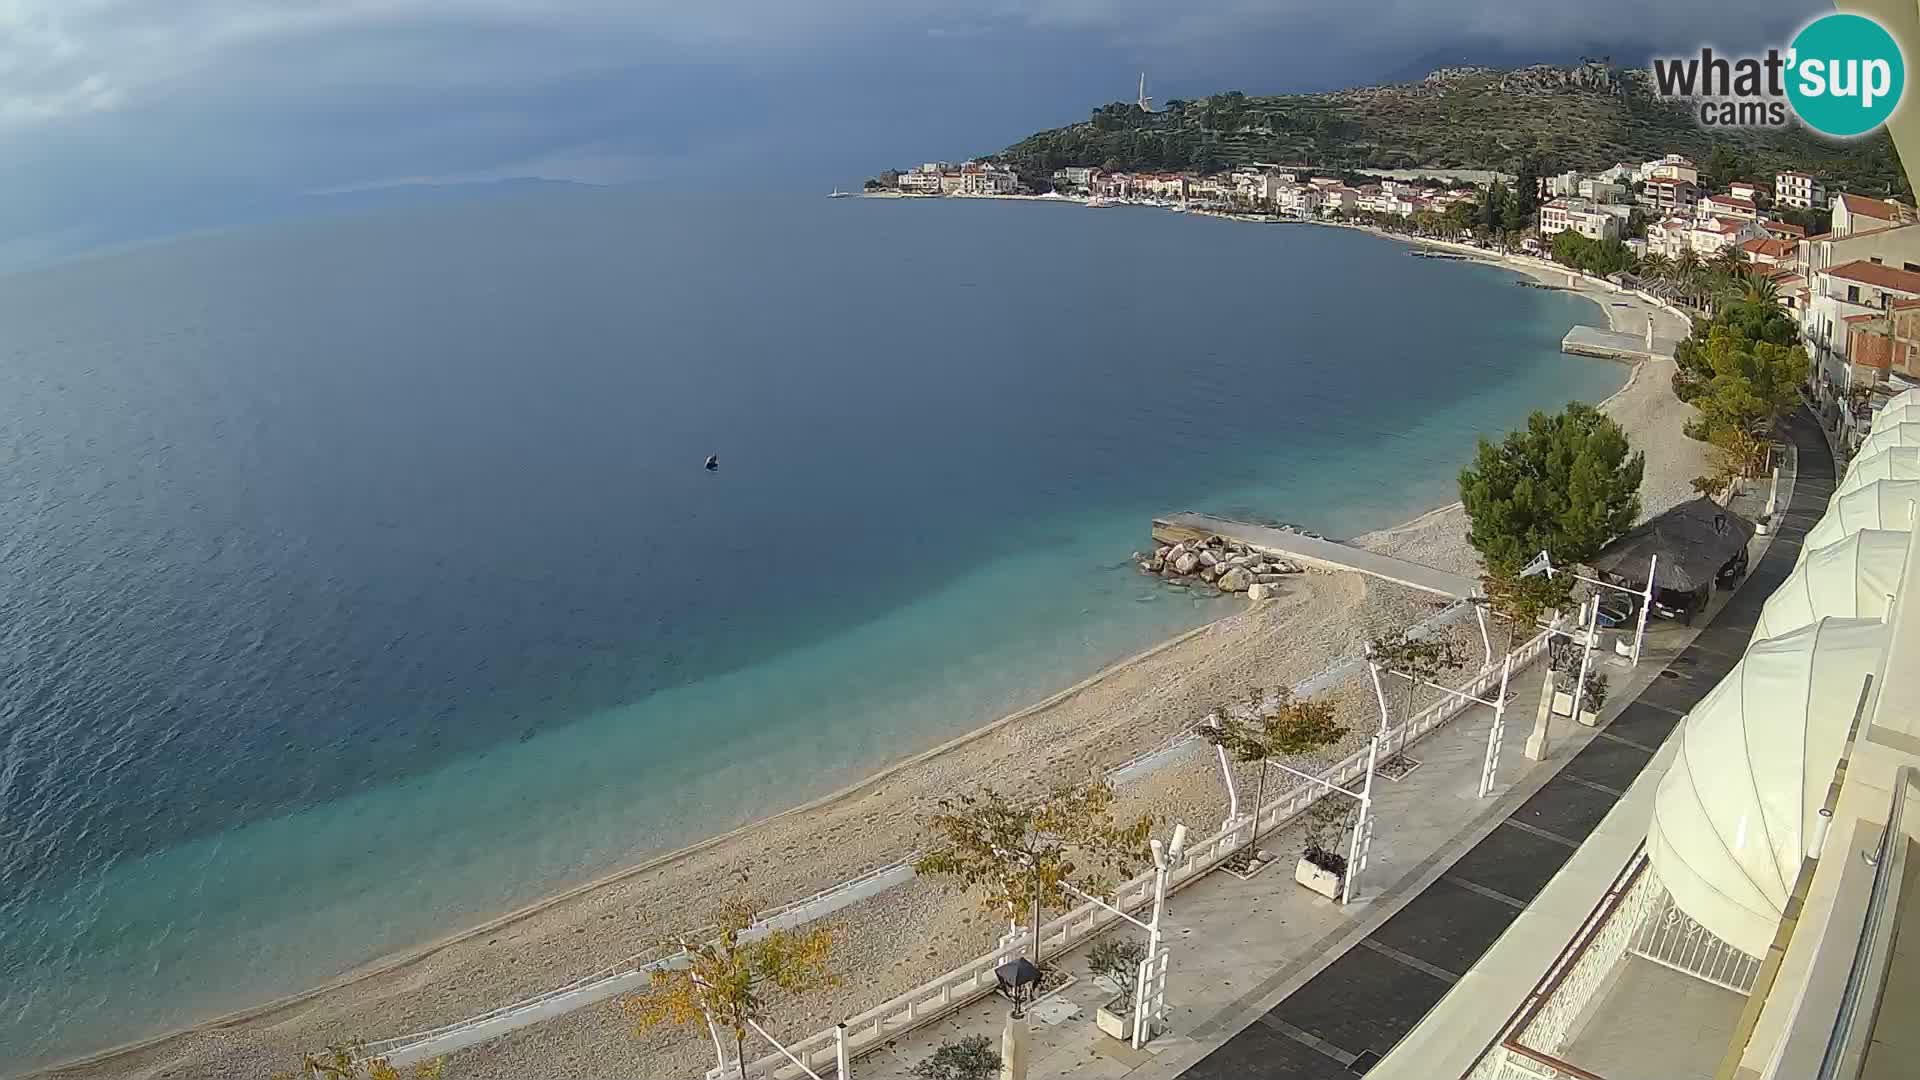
[989,61,1904,192]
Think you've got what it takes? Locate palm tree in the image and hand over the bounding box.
[1741,270,1781,307]
[1638,251,1672,282]
[1710,244,1747,280]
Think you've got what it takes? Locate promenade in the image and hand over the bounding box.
[855,410,1826,1080]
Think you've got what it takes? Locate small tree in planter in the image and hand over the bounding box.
[917,779,1153,969]
[1578,669,1609,725]
[1201,689,1345,868]
[623,898,835,1079]
[1368,631,1469,768]
[910,1035,1001,1080]
[1296,796,1357,900]
[1087,937,1149,1039]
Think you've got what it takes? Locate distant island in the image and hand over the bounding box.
[868,61,1909,196]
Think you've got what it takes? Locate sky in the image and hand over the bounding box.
[0,0,1828,267]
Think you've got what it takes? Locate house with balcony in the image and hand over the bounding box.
[1689,215,1766,258]
[956,163,1019,195]
[1806,259,1920,390]
[1767,219,1809,243]
[1641,177,1702,214]
[1702,192,1760,221]
[1540,197,1621,241]
[1578,178,1626,203]
[1776,169,1827,208]
[1317,185,1358,216]
[1740,236,1798,270]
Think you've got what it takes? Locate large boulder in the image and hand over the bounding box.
[1138,561,1156,573]
[1248,582,1275,601]
[1199,564,1220,582]
[1173,553,1200,574]
[1218,567,1254,592]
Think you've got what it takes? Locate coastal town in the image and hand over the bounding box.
[866,150,1920,455]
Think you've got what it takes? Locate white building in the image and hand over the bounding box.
[1318,185,1358,216]
[1578,178,1626,203]
[1539,197,1621,241]
[1689,215,1767,257]
[1776,170,1827,209]
[957,163,1018,195]
[1640,153,1699,184]
[1701,193,1761,221]
[1805,257,1920,389]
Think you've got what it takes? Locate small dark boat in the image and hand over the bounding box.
[704,455,719,471]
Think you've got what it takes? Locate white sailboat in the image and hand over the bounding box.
[828,188,852,199]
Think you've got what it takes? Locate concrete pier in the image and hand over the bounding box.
[1150,512,1476,598]
[1561,325,1659,362]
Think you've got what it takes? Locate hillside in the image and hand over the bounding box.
[991,62,1907,193]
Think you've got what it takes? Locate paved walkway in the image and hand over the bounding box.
[1152,514,1476,598]
[848,650,1557,1080]
[1166,408,1834,1079]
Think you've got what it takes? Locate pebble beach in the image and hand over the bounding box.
[33,235,1712,1080]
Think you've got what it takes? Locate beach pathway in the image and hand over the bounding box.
[850,409,1825,1080]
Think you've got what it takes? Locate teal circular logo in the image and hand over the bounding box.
[1787,13,1905,137]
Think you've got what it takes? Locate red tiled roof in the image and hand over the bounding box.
[1827,259,1920,294]
[1741,237,1795,258]
[1837,192,1911,221]
[1707,194,1758,210]
[1768,222,1808,238]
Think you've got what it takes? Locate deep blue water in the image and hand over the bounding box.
[0,192,1620,1065]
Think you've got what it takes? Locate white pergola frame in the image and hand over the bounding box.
[1258,754,1371,903]
[1524,550,1658,666]
[1060,823,1189,1049]
[1366,648,1515,800]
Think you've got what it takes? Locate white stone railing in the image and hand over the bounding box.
[360,599,1504,1071]
[750,627,1553,1080]
[1467,851,1659,1080]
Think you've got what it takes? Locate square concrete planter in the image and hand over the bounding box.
[1096,999,1133,1040]
[1551,690,1575,717]
[1295,857,1344,900]
[1577,708,1600,727]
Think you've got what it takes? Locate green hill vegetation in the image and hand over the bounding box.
[989,63,1907,194]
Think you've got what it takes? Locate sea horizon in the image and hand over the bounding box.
[0,191,1624,1068]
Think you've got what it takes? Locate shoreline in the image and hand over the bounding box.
[37,208,1703,1080]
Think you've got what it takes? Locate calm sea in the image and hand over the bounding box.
[0,192,1621,1065]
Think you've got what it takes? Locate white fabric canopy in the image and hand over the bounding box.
[1838,445,1920,497]
[1647,617,1889,957]
[1751,530,1909,645]
[1871,402,1920,433]
[1800,478,1920,555]
[1882,388,1920,411]
[1853,422,1920,464]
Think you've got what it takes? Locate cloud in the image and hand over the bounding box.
[0,0,1829,264]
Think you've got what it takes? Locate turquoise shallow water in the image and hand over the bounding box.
[0,193,1621,1065]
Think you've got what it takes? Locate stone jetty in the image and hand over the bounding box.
[1133,533,1305,599]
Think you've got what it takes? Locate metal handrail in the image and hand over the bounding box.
[1817,765,1915,1080]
